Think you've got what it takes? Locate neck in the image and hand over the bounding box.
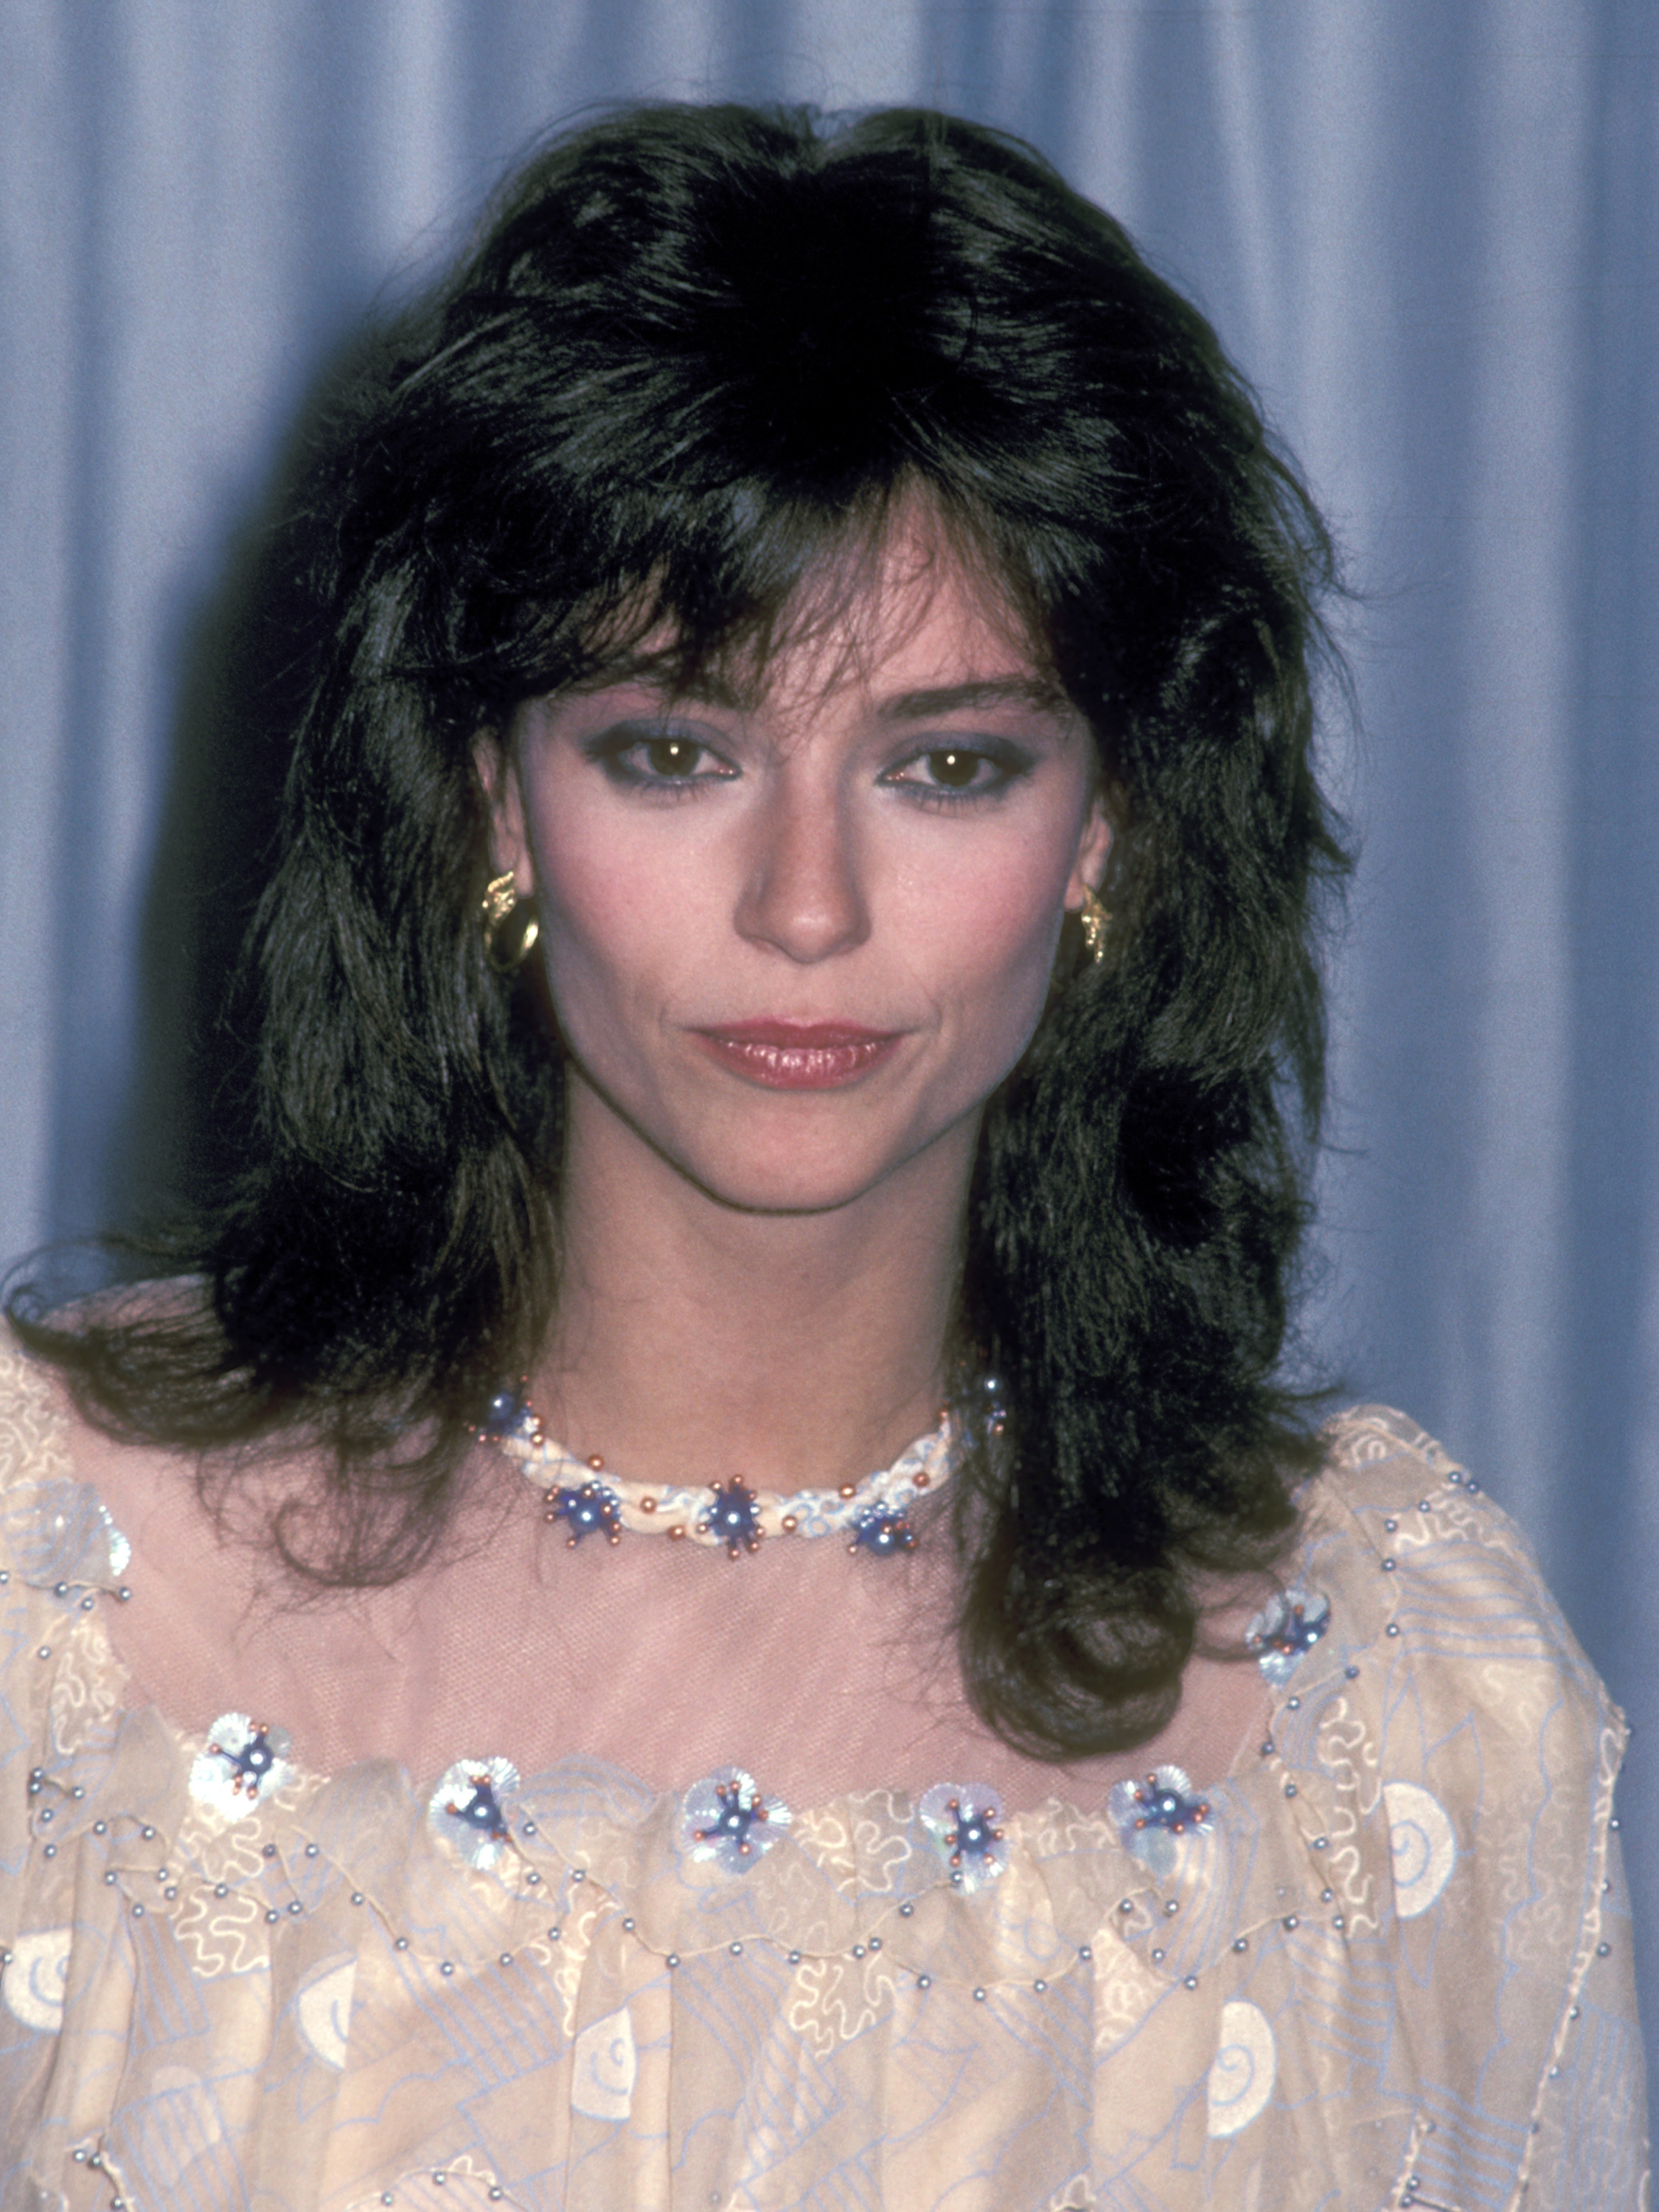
[532,1076,975,1493]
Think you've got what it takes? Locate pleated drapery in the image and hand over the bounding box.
[4,0,1656,2104]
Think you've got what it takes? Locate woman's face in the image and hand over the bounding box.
[484,529,1111,1216]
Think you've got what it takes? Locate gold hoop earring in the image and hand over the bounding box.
[482,872,540,973]
[1077,886,1110,965]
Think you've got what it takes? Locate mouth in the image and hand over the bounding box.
[689,1020,908,1091]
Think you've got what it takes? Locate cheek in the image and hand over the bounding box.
[902,841,1071,1050]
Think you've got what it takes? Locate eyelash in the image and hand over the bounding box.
[585,729,1032,807]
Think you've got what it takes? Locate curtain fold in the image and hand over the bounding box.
[4,0,1655,2099]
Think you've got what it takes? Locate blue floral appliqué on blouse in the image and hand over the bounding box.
[680,1766,790,1870]
[189,1713,297,1819]
[1107,1764,1214,1879]
[1245,1585,1331,1687]
[429,1756,521,1871]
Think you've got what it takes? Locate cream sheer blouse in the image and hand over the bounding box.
[0,1343,1645,2209]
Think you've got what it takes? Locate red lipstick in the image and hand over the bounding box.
[691,1020,905,1090]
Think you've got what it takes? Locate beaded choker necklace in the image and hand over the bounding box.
[479,1385,953,1558]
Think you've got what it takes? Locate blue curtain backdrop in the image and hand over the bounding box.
[4,0,1656,2100]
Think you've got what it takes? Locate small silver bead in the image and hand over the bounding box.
[729,1941,743,1956]
[440,1961,455,1976]
[1282,1914,1298,1930]
[1232,1936,1248,1952]
[917,1972,931,1989]
[394,1936,409,1950]
[1151,1947,1165,1962]
[1033,1978,1047,1992]
[666,1952,680,1968]
[973,1986,987,2001]
[899,1901,914,1917]
[1183,1974,1198,1989]
[1286,1696,1301,1711]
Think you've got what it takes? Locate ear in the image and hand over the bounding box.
[473,727,533,894]
[1062,790,1114,911]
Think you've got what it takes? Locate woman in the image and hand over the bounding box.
[1,102,1644,2208]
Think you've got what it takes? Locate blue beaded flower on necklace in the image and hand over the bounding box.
[479,1384,955,1558]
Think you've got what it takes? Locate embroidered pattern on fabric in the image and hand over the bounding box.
[1245,1586,1331,1686]
[918,1783,1009,1893]
[190,1714,296,1820]
[681,1767,791,1872]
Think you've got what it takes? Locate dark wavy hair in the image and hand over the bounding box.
[13,101,1349,1759]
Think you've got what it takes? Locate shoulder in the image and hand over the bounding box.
[1301,1402,1615,1722]
[0,1331,79,1495]
[1272,1405,1625,2020]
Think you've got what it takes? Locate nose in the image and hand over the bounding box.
[733,779,870,963]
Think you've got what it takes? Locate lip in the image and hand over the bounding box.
[690,1019,908,1091]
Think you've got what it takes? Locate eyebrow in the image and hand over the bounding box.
[874,676,1071,721]
[566,667,1070,720]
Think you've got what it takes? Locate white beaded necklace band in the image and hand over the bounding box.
[479,1385,954,1557]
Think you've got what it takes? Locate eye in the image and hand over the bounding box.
[641,737,706,779]
[585,725,737,790]
[882,744,1029,803]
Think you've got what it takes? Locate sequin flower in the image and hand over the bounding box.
[1245,1586,1332,1686]
[428,1756,521,1871]
[699,1481,763,1558]
[545,1481,623,1546]
[919,1782,1009,1893]
[1108,1764,1214,1877]
[190,1713,296,1820]
[681,1767,790,1873]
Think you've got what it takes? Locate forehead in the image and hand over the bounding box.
[580,511,1064,716]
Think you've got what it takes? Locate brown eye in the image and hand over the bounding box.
[925,749,981,788]
[644,737,700,777]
